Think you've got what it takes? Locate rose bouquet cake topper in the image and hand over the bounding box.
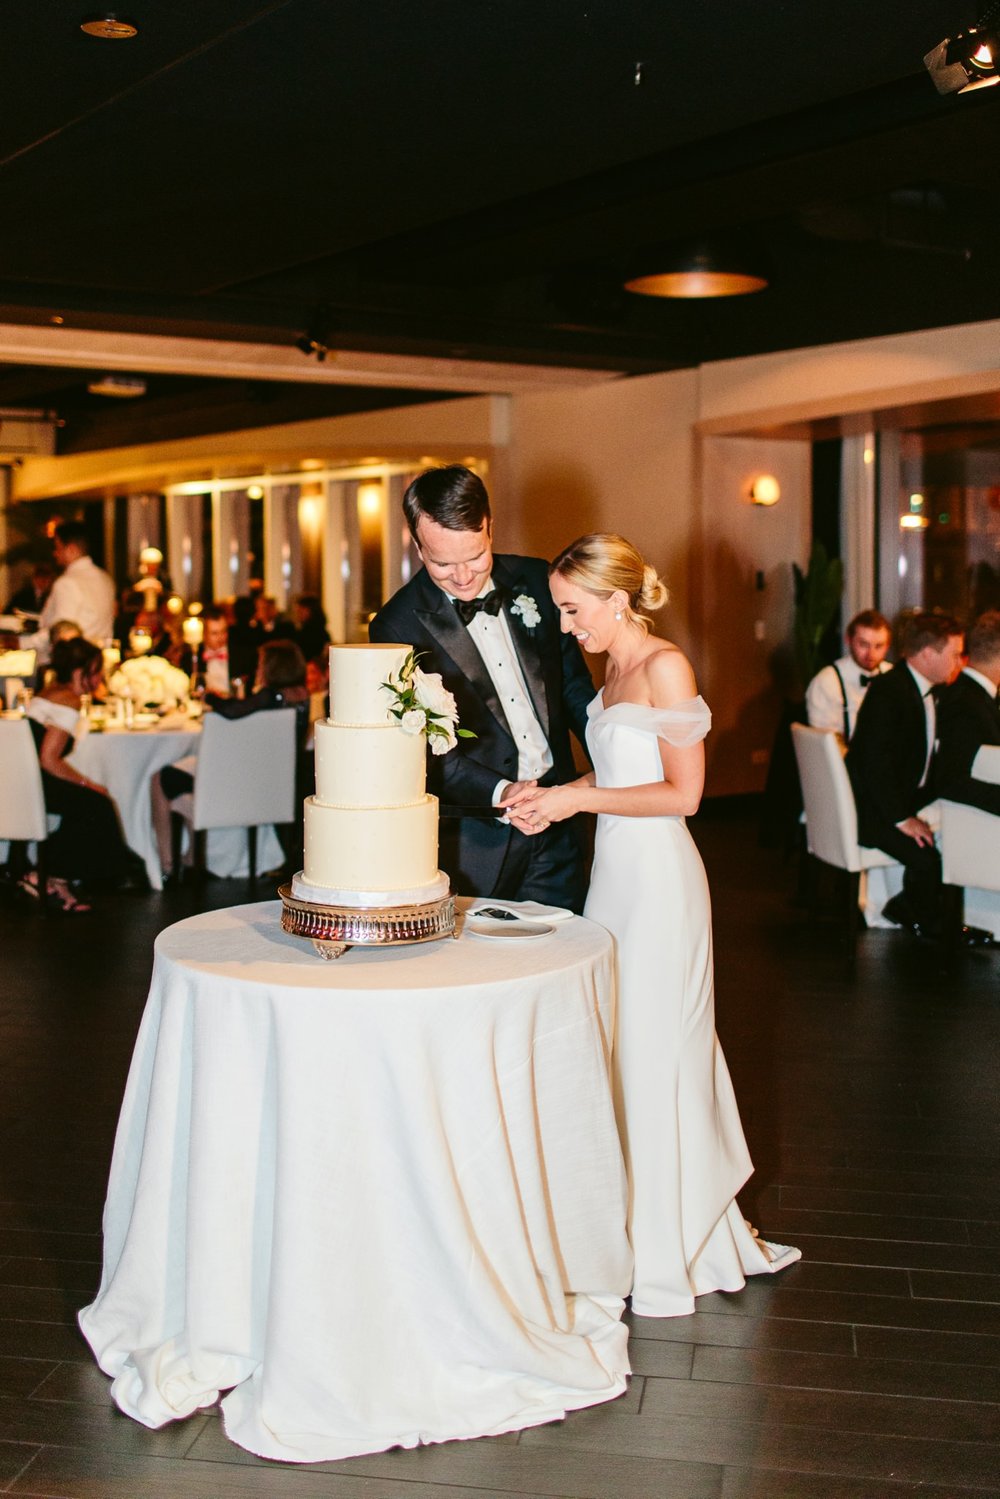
[383,650,476,755]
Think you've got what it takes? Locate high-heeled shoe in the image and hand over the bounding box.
[18,871,92,914]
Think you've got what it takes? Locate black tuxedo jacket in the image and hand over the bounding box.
[369,554,596,893]
[846,661,932,842]
[935,671,1000,817]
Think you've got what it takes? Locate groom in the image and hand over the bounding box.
[369,465,595,910]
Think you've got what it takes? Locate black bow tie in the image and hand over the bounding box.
[454,589,504,626]
[858,673,872,687]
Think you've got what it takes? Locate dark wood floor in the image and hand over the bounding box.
[1,813,998,1498]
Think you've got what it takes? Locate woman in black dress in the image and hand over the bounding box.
[25,637,147,911]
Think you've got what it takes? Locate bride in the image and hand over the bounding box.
[504,533,799,1317]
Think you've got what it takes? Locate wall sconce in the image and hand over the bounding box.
[748,474,781,506]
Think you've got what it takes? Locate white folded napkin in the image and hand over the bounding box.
[468,898,575,923]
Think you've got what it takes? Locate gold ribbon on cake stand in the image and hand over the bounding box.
[278,884,457,960]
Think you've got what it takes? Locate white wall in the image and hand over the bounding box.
[501,379,811,794]
[501,371,701,659]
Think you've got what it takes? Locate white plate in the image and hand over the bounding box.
[465,916,554,940]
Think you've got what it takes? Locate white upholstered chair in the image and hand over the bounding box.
[0,716,51,901]
[791,722,901,970]
[169,708,297,882]
[938,745,1000,955]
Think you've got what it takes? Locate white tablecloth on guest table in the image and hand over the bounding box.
[69,715,284,888]
[78,900,632,1463]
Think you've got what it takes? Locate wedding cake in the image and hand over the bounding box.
[291,643,451,908]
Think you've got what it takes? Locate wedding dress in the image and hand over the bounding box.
[585,691,799,1317]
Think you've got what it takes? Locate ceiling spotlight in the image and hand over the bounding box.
[295,308,334,362]
[80,13,138,38]
[624,242,767,299]
[88,373,147,398]
[924,5,1000,93]
[294,333,330,361]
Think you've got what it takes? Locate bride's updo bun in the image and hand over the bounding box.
[550,533,668,633]
[639,564,669,615]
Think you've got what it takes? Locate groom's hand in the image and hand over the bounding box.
[498,779,537,809]
[498,780,546,836]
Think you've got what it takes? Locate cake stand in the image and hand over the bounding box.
[278,882,457,959]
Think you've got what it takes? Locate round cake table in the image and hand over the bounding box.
[78,899,632,1463]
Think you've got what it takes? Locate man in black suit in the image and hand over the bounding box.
[935,609,1000,817]
[846,610,965,935]
[370,465,595,910]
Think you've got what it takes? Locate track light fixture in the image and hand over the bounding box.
[924,4,1000,93]
[294,309,333,362]
[294,333,329,361]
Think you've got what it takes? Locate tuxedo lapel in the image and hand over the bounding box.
[412,575,509,737]
[493,557,552,741]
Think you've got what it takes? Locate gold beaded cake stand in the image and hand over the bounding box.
[278,884,457,960]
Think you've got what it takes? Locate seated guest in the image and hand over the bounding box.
[250,593,295,644]
[180,604,258,692]
[113,587,142,643]
[846,611,990,942]
[935,609,1000,817]
[37,618,82,689]
[304,652,330,754]
[292,594,330,662]
[24,637,148,911]
[151,639,309,877]
[806,609,892,744]
[186,606,233,695]
[128,604,173,658]
[5,561,54,618]
[228,595,259,679]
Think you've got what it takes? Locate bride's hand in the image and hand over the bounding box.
[511,783,578,828]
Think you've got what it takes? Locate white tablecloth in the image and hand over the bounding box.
[78,900,632,1463]
[69,717,283,888]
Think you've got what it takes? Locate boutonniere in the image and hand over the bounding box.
[510,594,541,630]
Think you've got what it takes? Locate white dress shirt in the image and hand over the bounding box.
[962,665,997,700]
[806,654,889,741]
[35,555,116,652]
[448,581,552,800]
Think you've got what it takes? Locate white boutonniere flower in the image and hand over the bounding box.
[510,594,541,630]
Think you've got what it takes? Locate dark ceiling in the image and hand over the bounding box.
[2,0,1000,453]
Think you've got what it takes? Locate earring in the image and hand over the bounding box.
[614,611,622,620]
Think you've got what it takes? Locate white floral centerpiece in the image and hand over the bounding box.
[383,650,475,756]
[109,655,190,709]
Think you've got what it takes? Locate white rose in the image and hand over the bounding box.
[400,708,427,735]
[413,668,458,722]
[429,728,455,755]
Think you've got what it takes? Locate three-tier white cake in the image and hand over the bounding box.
[291,643,450,909]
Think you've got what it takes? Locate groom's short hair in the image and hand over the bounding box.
[403,465,491,541]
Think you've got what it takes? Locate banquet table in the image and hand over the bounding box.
[68,715,284,888]
[78,900,632,1463]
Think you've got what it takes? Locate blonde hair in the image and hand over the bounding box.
[550,533,668,633]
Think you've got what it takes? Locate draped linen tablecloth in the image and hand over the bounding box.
[69,717,283,888]
[78,900,632,1463]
